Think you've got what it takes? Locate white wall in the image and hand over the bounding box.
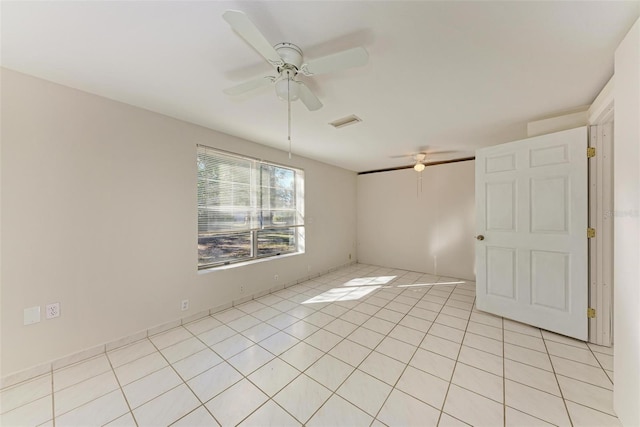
[0,69,357,376]
[357,161,475,280]
[613,18,640,427]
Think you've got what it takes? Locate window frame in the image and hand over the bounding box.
[197,145,305,270]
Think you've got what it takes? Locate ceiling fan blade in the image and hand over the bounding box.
[301,47,369,76]
[224,75,275,96]
[297,82,323,111]
[223,10,284,67]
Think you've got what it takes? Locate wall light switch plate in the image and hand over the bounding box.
[24,306,41,325]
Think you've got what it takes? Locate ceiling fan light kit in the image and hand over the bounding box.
[222,9,369,156]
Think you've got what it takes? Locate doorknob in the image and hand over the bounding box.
[476,235,485,241]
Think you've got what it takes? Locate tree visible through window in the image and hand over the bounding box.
[197,145,304,269]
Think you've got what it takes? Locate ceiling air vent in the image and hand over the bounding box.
[329,115,362,129]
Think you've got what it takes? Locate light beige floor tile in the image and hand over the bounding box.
[114,352,168,386]
[505,379,571,426]
[505,407,554,426]
[545,341,600,367]
[107,340,156,368]
[197,325,236,346]
[503,319,541,338]
[504,331,546,352]
[396,366,449,409]
[324,318,358,337]
[187,362,242,402]
[282,321,318,340]
[212,333,253,359]
[565,401,622,427]
[149,327,192,350]
[251,306,281,322]
[55,370,119,416]
[557,375,615,416]
[133,384,199,427]
[105,411,137,426]
[410,348,456,381]
[438,412,471,426]
[280,342,324,371]
[593,351,613,371]
[359,351,406,386]
[305,354,355,391]
[469,311,502,328]
[227,344,275,376]
[56,390,128,427]
[362,316,396,335]
[227,314,262,332]
[171,406,220,426]
[172,348,222,381]
[236,300,268,314]
[161,337,207,363]
[428,323,465,344]
[183,316,223,336]
[466,322,503,341]
[504,359,561,396]
[286,305,316,320]
[378,389,440,427]
[272,299,298,313]
[340,309,371,326]
[337,370,392,416]
[306,394,373,427]
[242,322,280,343]
[388,324,426,346]
[457,346,503,376]
[408,307,438,322]
[463,332,504,356]
[421,335,461,360]
[214,308,247,323]
[304,329,343,352]
[0,395,52,427]
[304,311,335,328]
[329,339,371,367]
[376,336,417,363]
[274,374,331,423]
[122,366,182,409]
[1,374,51,413]
[258,330,300,355]
[588,343,613,356]
[248,357,300,396]
[504,343,552,371]
[435,313,468,330]
[541,330,588,348]
[238,400,301,426]
[452,363,503,403]
[205,378,268,426]
[54,355,112,391]
[266,313,299,330]
[551,356,612,389]
[443,385,504,427]
[399,315,433,332]
[353,302,382,316]
[440,306,471,320]
[347,327,386,349]
[374,308,405,323]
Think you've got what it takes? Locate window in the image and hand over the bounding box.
[197,145,304,269]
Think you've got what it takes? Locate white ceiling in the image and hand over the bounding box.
[2,1,638,172]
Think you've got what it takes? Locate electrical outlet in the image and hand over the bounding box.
[274,274,279,281]
[46,303,60,319]
[181,299,189,311]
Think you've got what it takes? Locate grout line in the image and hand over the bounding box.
[50,365,55,427]
[541,333,574,427]
[104,345,139,427]
[502,315,506,427]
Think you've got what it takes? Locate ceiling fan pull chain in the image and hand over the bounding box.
[287,71,292,159]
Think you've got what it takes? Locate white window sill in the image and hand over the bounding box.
[198,251,304,274]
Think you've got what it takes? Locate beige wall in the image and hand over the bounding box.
[0,69,357,376]
[357,161,475,280]
[613,17,640,427]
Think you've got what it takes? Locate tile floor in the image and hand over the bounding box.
[0,264,619,426]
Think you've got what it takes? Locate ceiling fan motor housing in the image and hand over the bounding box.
[274,43,303,69]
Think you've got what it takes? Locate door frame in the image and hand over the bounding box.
[588,78,614,346]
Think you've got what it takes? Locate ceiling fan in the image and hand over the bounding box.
[222,10,369,111]
[392,148,461,172]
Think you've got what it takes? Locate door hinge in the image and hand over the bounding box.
[587,147,596,158]
[587,307,596,318]
[587,228,596,238]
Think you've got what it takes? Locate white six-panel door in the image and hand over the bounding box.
[475,127,588,340]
